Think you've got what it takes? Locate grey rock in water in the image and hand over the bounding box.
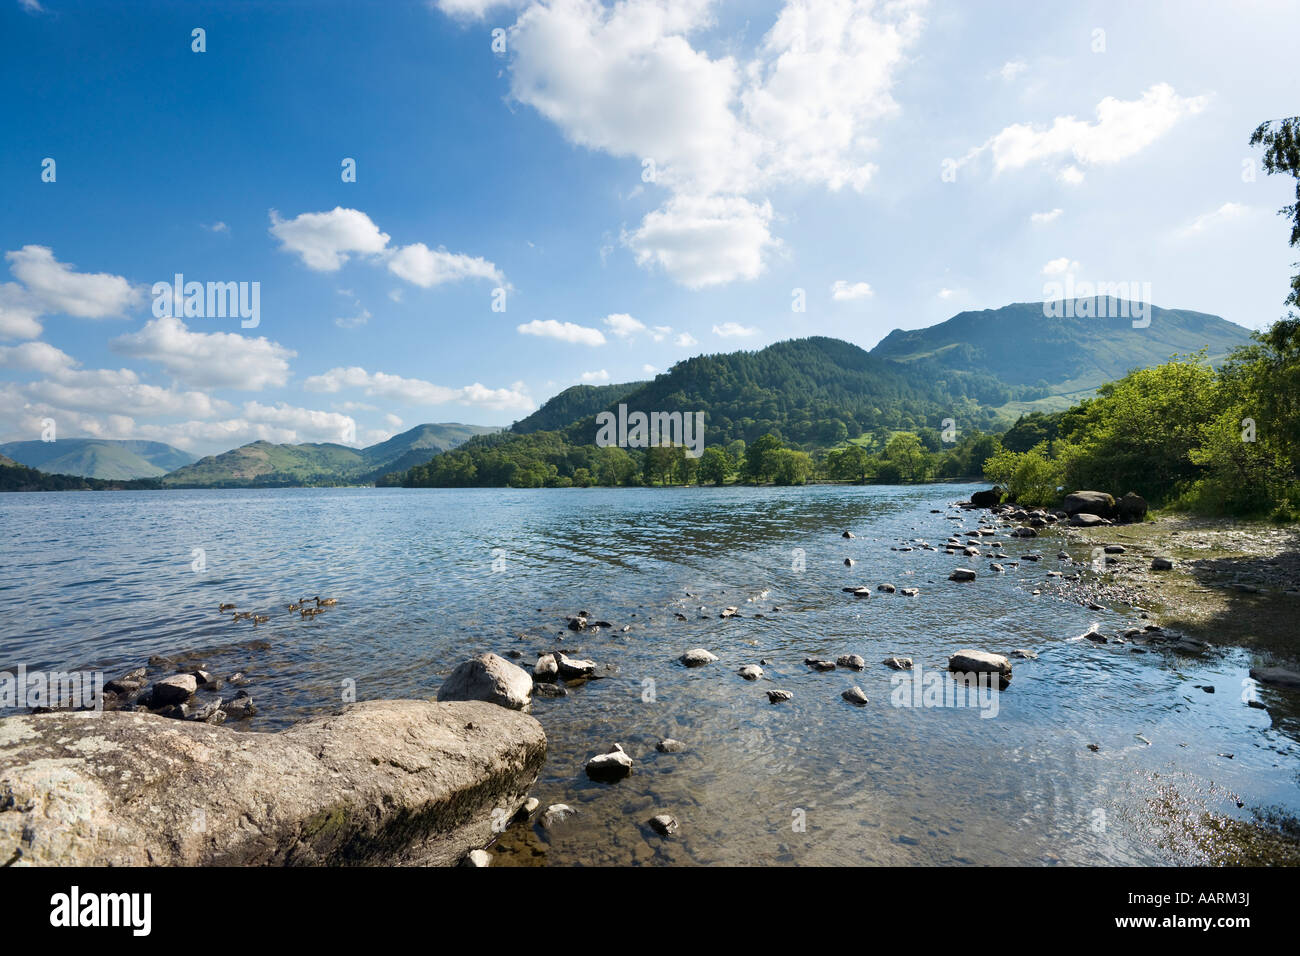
[949,568,977,582]
[533,654,559,682]
[720,606,739,618]
[842,686,869,705]
[767,689,794,703]
[656,738,687,753]
[900,587,919,597]
[222,694,255,720]
[836,654,866,670]
[738,664,764,681]
[881,657,913,670]
[844,558,855,567]
[149,674,197,707]
[540,804,576,829]
[461,849,492,867]
[947,649,1012,686]
[1250,667,1300,690]
[878,583,896,593]
[532,683,568,698]
[680,648,718,667]
[438,653,534,712]
[585,743,633,782]
[0,699,546,866]
[648,813,679,836]
[852,587,872,599]
[1009,649,1038,659]
[555,653,596,680]
[842,530,855,538]
[804,658,836,671]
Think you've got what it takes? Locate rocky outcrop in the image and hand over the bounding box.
[1063,491,1115,518]
[970,487,1002,507]
[0,699,546,866]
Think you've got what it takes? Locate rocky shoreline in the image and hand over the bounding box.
[5,487,1299,867]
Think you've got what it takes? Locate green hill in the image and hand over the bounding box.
[511,381,646,434]
[870,299,1252,399]
[0,439,195,480]
[163,422,497,488]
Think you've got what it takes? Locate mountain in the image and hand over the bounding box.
[0,439,195,480]
[870,298,1253,413]
[547,335,1014,447]
[163,423,498,487]
[0,455,162,492]
[512,381,647,434]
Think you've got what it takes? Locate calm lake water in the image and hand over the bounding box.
[2,484,1297,865]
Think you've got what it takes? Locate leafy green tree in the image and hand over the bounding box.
[698,446,732,485]
[742,433,783,483]
[884,432,928,481]
[772,449,814,485]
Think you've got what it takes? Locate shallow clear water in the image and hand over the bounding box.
[2,484,1297,865]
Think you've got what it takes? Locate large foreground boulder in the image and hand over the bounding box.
[1062,491,1115,518]
[0,699,545,866]
[437,653,533,711]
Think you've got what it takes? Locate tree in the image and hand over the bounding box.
[698,446,732,485]
[1250,116,1300,310]
[742,433,783,483]
[884,432,927,481]
[772,449,814,485]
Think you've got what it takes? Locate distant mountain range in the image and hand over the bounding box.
[163,423,498,487]
[0,439,195,480]
[2,299,1256,489]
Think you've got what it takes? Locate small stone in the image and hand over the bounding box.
[877,583,896,593]
[738,664,763,681]
[555,653,596,679]
[149,674,197,707]
[949,568,977,582]
[533,683,568,698]
[533,653,559,682]
[461,849,492,867]
[804,658,836,671]
[648,813,679,836]
[836,653,866,669]
[222,695,255,719]
[881,656,913,670]
[767,689,793,703]
[540,804,576,829]
[656,738,686,753]
[1009,649,1038,659]
[900,587,919,597]
[842,686,868,705]
[586,743,633,782]
[1151,557,1175,571]
[720,606,739,618]
[680,648,718,667]
[842,531,855,538]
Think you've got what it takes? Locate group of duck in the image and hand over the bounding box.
[217,595,338,624]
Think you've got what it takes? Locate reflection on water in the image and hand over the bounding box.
[2,484,1297,865]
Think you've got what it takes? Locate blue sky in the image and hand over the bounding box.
[1,0,1297,454]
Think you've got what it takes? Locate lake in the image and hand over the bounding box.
[2,483,1297,865]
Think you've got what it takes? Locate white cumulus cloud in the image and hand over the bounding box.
[517,318,607,346]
